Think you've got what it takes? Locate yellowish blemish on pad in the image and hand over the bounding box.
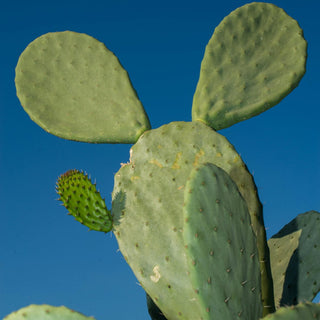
[193,149,205,167]
[233,155,240,163]
[172,152,182,169]
[149,159,163,168]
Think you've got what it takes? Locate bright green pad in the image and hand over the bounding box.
[183,163,262,320]
[15,31,150,143]
[268,211,320,308]
[4,304,95,320]
[56,169,112,232]
[112,121,263,319]
[192,2,307,130]
[261,302,320,320]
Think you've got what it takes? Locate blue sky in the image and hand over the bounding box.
[1,0,319,319]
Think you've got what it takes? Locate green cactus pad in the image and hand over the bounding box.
[268,211,320,308]
[261,302,320,320]
[15,31,150,143]
[192,2,307,130]
[56,169,112,232]
[3,304,95,320]
[112,121,268,319]
[268,229,301,308]
[183,163,262,320]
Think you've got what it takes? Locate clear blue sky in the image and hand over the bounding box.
[1,0,319,319]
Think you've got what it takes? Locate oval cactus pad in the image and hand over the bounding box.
[183,163,262,320]
[112,121,263,319]
[192,2,307,130]
[15,31,150,143]
[4,304,95,320]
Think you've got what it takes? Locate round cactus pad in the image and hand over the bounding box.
[192,2,307,130]
[15,31,150,143]
[183,163,262,320]
[4,304,95,320]
[112,121,263,319]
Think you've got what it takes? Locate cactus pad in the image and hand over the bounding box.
[183,163,262,320]
[268,211,320,307]
[192,2,307,130]
[56,169,112,232]
[15,31,150,143]
[112,121,264,319]
[261,302,320,320]
[3,304,95,320]
[268,229,301,308]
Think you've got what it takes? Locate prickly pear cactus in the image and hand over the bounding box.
[15,31,150,143]
[4,305,95,320]
[111,121,265,319]
[192,2,307,130]
[183,163,262,319]
[12,2,319,320]
[268,211,320,308]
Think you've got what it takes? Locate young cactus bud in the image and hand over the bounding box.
[56,169,112,233]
